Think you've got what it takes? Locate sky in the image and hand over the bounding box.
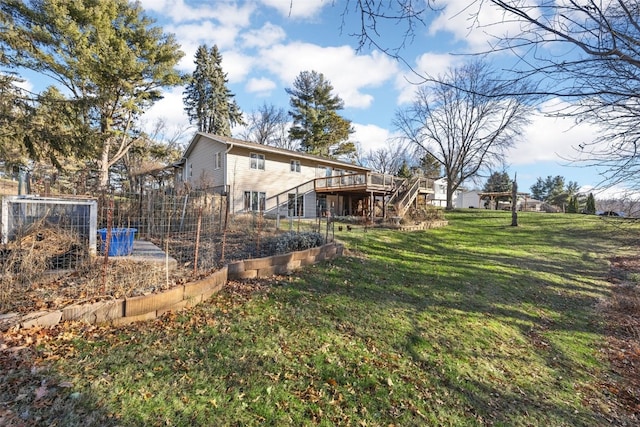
[16,0,626,198]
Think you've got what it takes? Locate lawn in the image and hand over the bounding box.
[1,210,638,426]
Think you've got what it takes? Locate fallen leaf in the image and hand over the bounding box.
[35,381,48,400]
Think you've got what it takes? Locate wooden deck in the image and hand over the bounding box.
[314,172,398,194]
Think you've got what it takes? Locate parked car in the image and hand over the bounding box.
[598,211,623,217]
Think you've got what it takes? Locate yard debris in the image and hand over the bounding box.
[594,255,640,424]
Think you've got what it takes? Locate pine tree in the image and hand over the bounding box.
[183,45,244,136]
[484,171,512,208]
[396,161,412,179]
[419,152,441,178]
[0,0,184,189]
[286,70,354,158]
[585,193,596,214]
[567,195,580,213]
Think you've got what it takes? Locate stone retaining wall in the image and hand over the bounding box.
[0,242,343,331]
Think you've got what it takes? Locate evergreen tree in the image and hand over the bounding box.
[585,193,596,214]
[483,171,512,193]
[0,0,184,189]
[483,171,512,209]
[286,70,354,158]
[396,160,412,179]
[419,152,441,178]
[183,45,244,136]
[567,195,579,213]
[530,175,581,210]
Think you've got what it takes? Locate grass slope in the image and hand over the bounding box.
[4,210,638,426]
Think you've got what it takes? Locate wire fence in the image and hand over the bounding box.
[0,185,334,312]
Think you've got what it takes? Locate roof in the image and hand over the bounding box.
[183,132,370,172]
[477,191,531,197]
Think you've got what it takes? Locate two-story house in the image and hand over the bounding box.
[181,133,401,219]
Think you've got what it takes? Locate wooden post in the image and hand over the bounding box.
[276,195,280,230]
[194,207,202,274]
[511,175,518,227]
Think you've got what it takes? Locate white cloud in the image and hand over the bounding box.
[246,77,277,94]
[395,52,462,105]
[257,0,326,19]
[352,123,396,152]
[259,43,399,108]
[220,50,255,83]
[241,22,287,48]
[428,0,527,52]
[168,20,240,61]
[13,77,33,92]
[508,99,598,166]
[139,0,254,26]
[140,87,192,143]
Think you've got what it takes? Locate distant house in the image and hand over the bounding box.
[179,133,434,219]
[430,178,462,208]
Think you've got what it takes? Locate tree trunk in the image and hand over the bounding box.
[511,177,518,226]
[98,142,110,190]
[446,180,455,210]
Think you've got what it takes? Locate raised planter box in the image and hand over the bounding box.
[2,243,343,331]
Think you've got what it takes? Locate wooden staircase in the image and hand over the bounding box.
[387,177,427,218]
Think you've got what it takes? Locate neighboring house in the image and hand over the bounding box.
[179,133,432,219]
[430,178,461,208]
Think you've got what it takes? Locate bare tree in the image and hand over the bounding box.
[344,1,640,190]
[364,140,410,175]
[240,103,298,150]
[341,1,436,58]
[474,1,640,190]
[394,61,532,209]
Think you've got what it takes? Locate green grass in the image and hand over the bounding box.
[22,211,640,425]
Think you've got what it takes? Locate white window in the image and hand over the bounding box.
[244,191,266,212]
[250,153,265,170]
[290,160,301,173]
[214,152,222,170]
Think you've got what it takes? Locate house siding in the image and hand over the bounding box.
[226,146,325,216]
[187,136,227,188]
[183,133,370,218]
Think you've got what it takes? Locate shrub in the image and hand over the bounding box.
[265,231,325,255]
[405,206,445,222]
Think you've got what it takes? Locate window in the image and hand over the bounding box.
[244,191,266,212]
[288,193,304,217]
[290,160,301,173]
[250,153,265,170]
[214,152,222,170]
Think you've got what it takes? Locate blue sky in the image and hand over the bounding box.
[16,0,621,197]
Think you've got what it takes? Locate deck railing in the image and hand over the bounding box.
[314,172,396,191]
